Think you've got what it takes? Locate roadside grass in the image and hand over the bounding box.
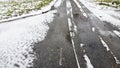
[0,0,53,20]
[94,0,112,2]
[35,0,52,9]
[93,0,120,8]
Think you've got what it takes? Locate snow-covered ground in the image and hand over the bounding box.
[79,0,120,29]
[0,0,62,67]
[0,3,57,68]
[0,0,41,20]
[0,0,57,23]
[0,0,54,20]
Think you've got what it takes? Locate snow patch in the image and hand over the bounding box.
[0,10,56,68]
[66,0,72,15]
[92,27,95,32]
[84,54,94,68]
[66,0,74,19]
[73,0,82,9]
[80,44,85,47]
[68,18,72,31]
[74,25,77,33]
[83,12,88,18]
[99,36,110,51]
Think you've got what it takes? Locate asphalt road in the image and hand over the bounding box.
[32,0,120,68]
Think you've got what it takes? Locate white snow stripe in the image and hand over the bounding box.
[73,0,88,17]
[59,48,63,66]
[99,36,110,51]
[71,39,81,68]
[73,0,82,9]
[66,0,73,19]
[68,16,80,68]
[68,18,72,31]
[68,18,80,68]
[84,54,94,68]
[99,36,120,64]
[74,25,77,33]
[113,30,120,37]
[66,0,77,35]
[66,0,72,15]
[111,52,120,64]
[67,1,80,67]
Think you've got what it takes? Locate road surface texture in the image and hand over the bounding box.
[32,0,120,68]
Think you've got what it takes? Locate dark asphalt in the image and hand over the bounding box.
[32,0,120,68]
[32,0,77,68]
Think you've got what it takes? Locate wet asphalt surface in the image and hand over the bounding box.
[32,0,120,68]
